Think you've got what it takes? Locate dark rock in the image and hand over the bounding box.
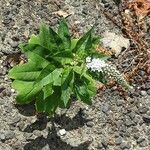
[147,89,150,95]
[137,137,145,144]
[142,115,150,123]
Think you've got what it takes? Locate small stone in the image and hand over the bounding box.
[10,116,21,125]
[11,89,15,93]
[133,133,140,139]
[102,104,110,114]
[140,90,147,96]
[101,139,108,148]
[24,133,33,140]
[139,70,146,76]
[10,41,18,48]
[120,142,131,149]
[139,140,147,147]
[137,137,145,144]
[97,143,103,149]
[133,115,140,124]
[116,99,124,106]
[5,131,15,140]
[142,115,150,123]
[145,82,150,90]
[115,137,122,145]
[129,112,135,119]
[86,121,94,127]
[59,129,66,136]
[0,133,5,140]
[125,119,134,127]
[139,106,148,114]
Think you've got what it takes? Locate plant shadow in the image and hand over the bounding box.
[24,108,89,133]
[24,124,91,150]
[15,102,36,117]
[52,108,90,131]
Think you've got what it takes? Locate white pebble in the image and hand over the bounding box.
[59,129,66,136]
[11,89,15,93]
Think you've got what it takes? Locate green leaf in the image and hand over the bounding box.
[73,28,93,52]
[49,27,64,51]
[27,51,50,68]
[9,62,41,81]
[44,87,61,114]
[43,84,54,99]
[35,92,45,112]
[49,51,73,65]
[29,34,40,44]
[71,39,78,50]
[36,87,59,114]
[12,80,42,104]
[39,23,52,50]
[61,68,74,106]
[75,84,92,105]
[58,19,71,49]
[39,68,63,87]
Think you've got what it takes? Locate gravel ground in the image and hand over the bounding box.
[0,0,150,150]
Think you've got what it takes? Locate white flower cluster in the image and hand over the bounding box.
[86,57,133,90]
[86,57,108,72]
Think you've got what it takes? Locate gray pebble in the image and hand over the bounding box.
[125,118,134,127]
[140,90,147,96]
[129,112,135,119]
[0,133,6,140]
[24,133,33,140]
[101,139,108,148]
[116,99,124,106]
[102,104,110,114]
[145,82,150,90]
[98,143,103,149]
[10,116,21,125]
[86,121,95,127]
[139,106,149,114]
[10,41,18,48]
[115,136,122,145]
[139,140,148,147]
[137,137,145,144]
[5,131,15,140]
[120,142,131,149]
[133,133,140,139]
